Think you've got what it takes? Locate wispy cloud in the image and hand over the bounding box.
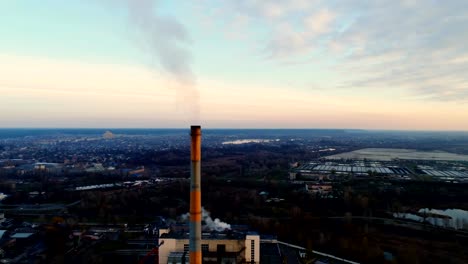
[201,0,468,101]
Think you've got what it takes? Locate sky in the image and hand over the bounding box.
[1,0,468,130]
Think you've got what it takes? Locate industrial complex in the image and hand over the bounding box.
[290,160,468,182]
[155,126,356,263]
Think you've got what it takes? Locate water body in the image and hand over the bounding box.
[394,208,468,230]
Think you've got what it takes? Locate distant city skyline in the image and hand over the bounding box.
[1,1,468,130]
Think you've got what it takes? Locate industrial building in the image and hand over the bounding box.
[158,228,260,264]
[290,161,412,180]
[295,162,408,175]
[291,160,468,182]
[420,169,468,181]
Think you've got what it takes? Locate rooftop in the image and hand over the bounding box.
[161,230,253,240]
[161,224,257,240]
[0,230,6,239]
[10,232,34,239]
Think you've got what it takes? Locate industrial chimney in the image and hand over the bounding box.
[189,125,202,264]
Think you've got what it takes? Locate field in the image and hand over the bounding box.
[325,148,468,161]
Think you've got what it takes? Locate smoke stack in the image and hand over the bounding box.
[190,125,202,264]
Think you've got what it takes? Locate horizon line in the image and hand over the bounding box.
[0,127,467,133]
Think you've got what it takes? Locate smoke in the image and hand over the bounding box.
[180,207,231,232]
[202,208,231,231]
[103,0,199,121]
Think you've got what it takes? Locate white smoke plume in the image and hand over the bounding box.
[102,0,199,120]
[179,207,231,232]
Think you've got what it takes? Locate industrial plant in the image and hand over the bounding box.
[155,126,260,264]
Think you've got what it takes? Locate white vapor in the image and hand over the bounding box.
[180,207,231,232]
[102,0,199,120]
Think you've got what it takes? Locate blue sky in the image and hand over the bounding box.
[1,0,468,129]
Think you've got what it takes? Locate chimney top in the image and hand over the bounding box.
[191,126,201,135]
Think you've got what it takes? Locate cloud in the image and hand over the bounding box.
[199,0,468,101]
[266,23,308,58]
[304,9,336,34]
[261,2,286,18]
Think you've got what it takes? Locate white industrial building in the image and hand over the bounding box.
[158,230,260,264]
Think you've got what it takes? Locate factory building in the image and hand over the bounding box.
[292,161,412,179]
[158,230,260,264]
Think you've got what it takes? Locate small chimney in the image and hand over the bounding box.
[189,126,202,264]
